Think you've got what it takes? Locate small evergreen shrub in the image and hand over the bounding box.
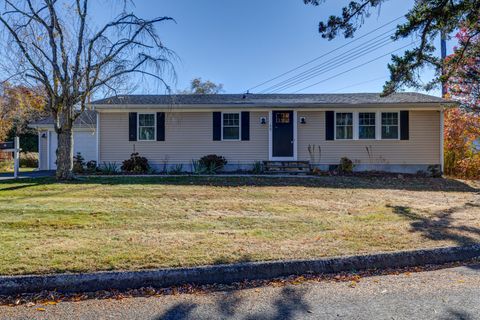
[252,161,264,174]
[199,154,227,173]
[338,157,354,174]
[73,152,85,174]
[121,152,150,173]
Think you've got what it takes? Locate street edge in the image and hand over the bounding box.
[1,245,479,295]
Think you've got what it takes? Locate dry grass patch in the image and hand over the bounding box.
[0,176,479,275]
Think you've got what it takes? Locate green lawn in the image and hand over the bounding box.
[0,176,479,275]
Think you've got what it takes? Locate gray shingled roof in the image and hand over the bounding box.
[91,92,447,106]
[30,110,96,127]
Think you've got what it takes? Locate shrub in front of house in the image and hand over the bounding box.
[121,152,150,173]
[338,157,354,174]
[199,154,227,173]
[19,152,38,168]
[100,162,119,175]
[73,152,85,174]
[86,160,98,173]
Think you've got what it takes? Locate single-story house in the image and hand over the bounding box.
[31,92,450,173]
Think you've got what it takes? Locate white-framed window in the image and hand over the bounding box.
[138,113,156,141]
[222,112,240,140]
[358,112,376,139]
[335,112,353,140]
[381,112,399,139]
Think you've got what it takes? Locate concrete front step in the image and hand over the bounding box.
[263,161,311,175]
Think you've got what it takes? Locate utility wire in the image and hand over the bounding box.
[294,42,417,93]
[266,36,394,93]
[246,15,405,93]
[330,76,389,93]
[260,31,395,93]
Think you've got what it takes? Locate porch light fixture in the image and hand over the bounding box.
[260,117,267,125]
[300,117,306,124]
[41,133,47,138]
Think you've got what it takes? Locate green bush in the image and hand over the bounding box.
[72,152,85,174]
[199,154,227,173]
[100,162,119,175]
[86,160,97,173]
[121,152,150,173]
[338,157,354,174]
[252,161,264,174]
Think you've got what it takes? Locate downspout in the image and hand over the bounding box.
[440,30,447,174]
[94,106,100,165]
[440,107,445,173]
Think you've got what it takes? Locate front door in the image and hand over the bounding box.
[272,110,294,158]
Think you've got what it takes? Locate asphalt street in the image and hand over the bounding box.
[1,263,479,319]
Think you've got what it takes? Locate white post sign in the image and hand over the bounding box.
[13,136,20,179]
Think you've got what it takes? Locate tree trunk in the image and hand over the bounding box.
[55,127,74,180]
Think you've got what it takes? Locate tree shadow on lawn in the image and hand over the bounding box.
[1,175,476,193]
[156,286,311,320]
[0,175,477,193]
[0,177,56,192]
[388,202,480,246]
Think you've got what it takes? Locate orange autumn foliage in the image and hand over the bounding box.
[444,108,480,179]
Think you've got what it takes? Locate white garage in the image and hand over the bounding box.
[31,110,98,171]
[47,130,97,170]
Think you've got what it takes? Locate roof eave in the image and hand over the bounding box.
[90,101,450,110]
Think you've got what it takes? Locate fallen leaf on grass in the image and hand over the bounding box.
[43,301,57,306]
[36,308,46,312]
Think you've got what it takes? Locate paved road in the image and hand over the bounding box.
[1,264,479,320]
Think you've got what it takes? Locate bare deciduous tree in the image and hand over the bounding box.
[0,0,175,179]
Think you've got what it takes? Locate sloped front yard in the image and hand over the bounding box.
[0,176,479,275]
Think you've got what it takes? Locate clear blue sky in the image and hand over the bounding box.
[93,0,453,96]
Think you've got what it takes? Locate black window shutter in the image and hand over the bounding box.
[156,112,165,141]
[241,111,250,141]
[325,111,335,141]
[400,110,409,140]
[129,112,137,141]
[213,112,221,141]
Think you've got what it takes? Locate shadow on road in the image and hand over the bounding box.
[156,286,310,320]
[441,309,476,320]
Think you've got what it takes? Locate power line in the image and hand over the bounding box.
[330,76,389,93]
[246,15,405,93]
[266,36,395,93]
[260,31,394,93]
[293,42,417,93]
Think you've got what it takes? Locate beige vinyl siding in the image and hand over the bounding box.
[99,109,440,166]
[39,131,48,170]
[297,110,440,164]
[99,111,269,165]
